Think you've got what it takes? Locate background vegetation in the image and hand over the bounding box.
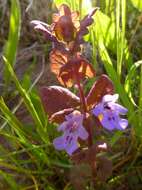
[0,0,142,189]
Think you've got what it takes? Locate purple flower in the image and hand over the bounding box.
[53,111,88,155]
[92,94,128,131]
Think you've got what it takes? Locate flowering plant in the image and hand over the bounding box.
[31,3,128,188]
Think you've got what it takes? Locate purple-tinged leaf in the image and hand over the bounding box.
[52,4,78,42]
[59,55,95,87]
[70,164,92,190]
[71,142,108,164]
[76,7,99,45]
[31,20,57,42]
[86,74,114,109]
[50,49,69,76]
[40,86,80,117]
[96,156,112,181]
[50,108,74,124]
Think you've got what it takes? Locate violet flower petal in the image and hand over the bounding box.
[92,103,103,116]
[117,119,128,130]
[65,138,78,155]
[101,112,116,131]
[102,94,119,103]
[109,102,128,114]
[78,125,89,140]
[58,121,67,131]
[53,136,65,150]
[101,112,128,131]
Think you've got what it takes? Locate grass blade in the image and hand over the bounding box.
[116,0,126,77]
[3,0,21,85]
[3,56,49,143]
[125,60,142,106]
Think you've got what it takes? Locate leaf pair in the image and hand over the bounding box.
[71,141,112,182]
[50,49,95,87]
[40,74,114,123]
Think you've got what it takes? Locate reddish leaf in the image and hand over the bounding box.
[31,20,58,43]
[69,8,99,53]
[50,51,95,87]
[50,49,69,84]
[71,142,108,165]
[50,108,74,124]
[53,16,76,42]
[75,8,99,44]
[80,8,98,27]
[70,164,92,190]
[59,55,95,87]
[52,4,78,42]
[40,86,80,117]
[58,4,71,16]
[31,4,78,44]
[96,156,112,182]
[86,75,114,109]
[71,11,80,29]
[71,149,89,164]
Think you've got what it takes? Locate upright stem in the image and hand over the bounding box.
[75,77,93,146]
[76,78,87,114]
